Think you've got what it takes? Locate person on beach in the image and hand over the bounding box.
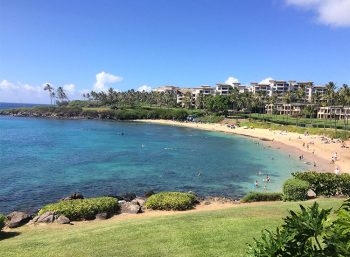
[333,152,338,161]
[266,175,270,183]
[313,161,316,167]
[335,167,340,175]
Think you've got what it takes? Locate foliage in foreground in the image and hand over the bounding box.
[0,214,5,231]
[325,199,350,256]
[145,192,197,211]
[38,197,119,221]
[241,192,283,203]
[293,171,350,197]
[283,178,309,201]
[248,200,350,257]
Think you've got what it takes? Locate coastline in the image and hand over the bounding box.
[135,119,350,174]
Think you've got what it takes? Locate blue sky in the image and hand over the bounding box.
[0,0,349,103]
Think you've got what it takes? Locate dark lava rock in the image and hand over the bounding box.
[144,190,155,198]
[61,192,84,201]
[120,192,136,202]
[6,211,31,228]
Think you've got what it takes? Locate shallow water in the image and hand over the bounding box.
[0,116,308,213]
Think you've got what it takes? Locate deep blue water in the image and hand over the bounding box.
[0,116,308,214]
[0,102,47,110]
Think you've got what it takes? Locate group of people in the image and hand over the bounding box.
[254,172,271,190]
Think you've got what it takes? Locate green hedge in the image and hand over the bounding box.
[38,197,119,221]
[0,214,5,231]
[145,192,197,211]
[292,171,350,197]
[283,178,310,201]
[241,192,283,203]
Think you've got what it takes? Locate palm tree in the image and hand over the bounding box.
[44,83,55,105]
[56,87,68,104]
[325,82,337,130]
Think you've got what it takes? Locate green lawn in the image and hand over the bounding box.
[0,198,343,257]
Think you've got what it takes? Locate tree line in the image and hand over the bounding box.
[44,82,350,115]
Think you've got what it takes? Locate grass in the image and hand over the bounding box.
[242,113,350,131]
[238,119,350,140]
[0,198,343,257]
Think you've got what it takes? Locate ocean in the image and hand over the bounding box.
[0,116,309,213]
[0,102,47,110]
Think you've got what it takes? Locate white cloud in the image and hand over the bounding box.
[137,85,152,92]
[225,76,240,85]
[286,0,350,27]
[93,71,123,91]
[0,80,78,104]
[63,83,76,94]
[259,77,274,84]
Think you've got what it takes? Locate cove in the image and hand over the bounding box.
[0,116,308,213]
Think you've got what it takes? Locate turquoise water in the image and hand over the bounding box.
[0,116,308,213]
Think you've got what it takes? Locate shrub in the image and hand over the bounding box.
[241,192,283,203]
[0,214,6,231]
[248,202,332,256]
[292,171,350,197]
[325,198,350,256]
[38,197,119,221]
[283,178,309,201]
[145,192,197,211]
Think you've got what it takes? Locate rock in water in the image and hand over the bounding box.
[61,192,84,201]
[6,211,31,228]
[121,192,136,202]
[144,190,155,198]
[120,202,141,214]
[56,215,70,224]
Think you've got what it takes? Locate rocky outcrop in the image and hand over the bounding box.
[56,215,71,224]
[131,197,146,206]
[34,211,56,223]
[6,211,31,228]
[119,201,141,214]
[120,192,137,202]
[61,193,84,201]
[31,211,71,224]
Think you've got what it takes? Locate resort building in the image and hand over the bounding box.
[270,80,290,96]
[249,83,272,96]
[265,103,307,116]
[317,106,350,120]
[215,83,234,95]
[153,86,179,93]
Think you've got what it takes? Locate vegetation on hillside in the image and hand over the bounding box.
[145,192,197,211]
[38,197,119,221]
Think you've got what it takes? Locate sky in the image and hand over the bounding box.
[0,0,350,104]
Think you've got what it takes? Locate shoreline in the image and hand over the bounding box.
[135,119,350,174]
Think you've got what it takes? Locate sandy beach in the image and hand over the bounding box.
[136,119,350,174]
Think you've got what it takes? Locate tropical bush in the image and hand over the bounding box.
[38,197,119,221]
[325,199,350,256]
[248,202,332,256]
[241,192,283,203]
[283,178,309,201]
[145,192,197,211]
[248,199,350,256]
[292,171,350,197]
[0,214,6,231]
